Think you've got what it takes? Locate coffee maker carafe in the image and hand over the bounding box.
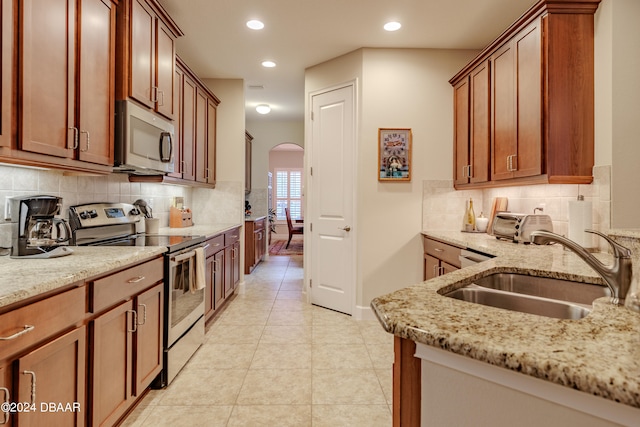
[10,195,73,258]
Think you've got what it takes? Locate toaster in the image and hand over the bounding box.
[492,213,554,243]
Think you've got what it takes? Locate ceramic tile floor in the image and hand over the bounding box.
[122,255,394,426]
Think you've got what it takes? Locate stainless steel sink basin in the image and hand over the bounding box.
[439,273,610,319]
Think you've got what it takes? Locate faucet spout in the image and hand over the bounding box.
[530,230,632,305]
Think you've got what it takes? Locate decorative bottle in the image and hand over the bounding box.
[463,198,476,232]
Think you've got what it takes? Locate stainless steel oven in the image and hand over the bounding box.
[69,202,206,386]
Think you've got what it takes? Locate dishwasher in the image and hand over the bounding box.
[459,249,493,267]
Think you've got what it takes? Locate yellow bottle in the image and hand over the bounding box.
[463,198,476,231]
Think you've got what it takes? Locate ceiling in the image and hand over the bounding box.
[158,0,537,123]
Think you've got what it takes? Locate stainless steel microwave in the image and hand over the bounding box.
[114,100,175,175]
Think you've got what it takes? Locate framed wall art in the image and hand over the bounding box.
[378,128,412,181]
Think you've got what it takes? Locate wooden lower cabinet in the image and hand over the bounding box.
[90,283,163,427]
[244,217,266,274]
[423,237,462,280]
[16,326,86,427]
[224,228,241,299]
[205,234,225,321]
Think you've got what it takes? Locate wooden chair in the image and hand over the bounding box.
[285,208,303,248]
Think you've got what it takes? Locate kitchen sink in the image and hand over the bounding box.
[439,273,611,319]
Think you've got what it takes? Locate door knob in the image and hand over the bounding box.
[339,226,351,232]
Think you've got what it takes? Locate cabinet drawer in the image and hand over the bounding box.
[205,234,224,257]
[424,237,462,268]
[225,228,240,246]
[254,218,265,232]
[0,286,85,362]
[91,257,164,314]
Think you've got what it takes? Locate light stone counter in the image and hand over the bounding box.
[371,230,640,409]
[0,246,166,310]
[154,223,241,239]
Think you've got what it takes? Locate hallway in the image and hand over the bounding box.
[123,255,394,426]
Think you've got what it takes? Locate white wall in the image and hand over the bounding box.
[606,0,640,228]
[305,48,478,311]
[192,79,245,225]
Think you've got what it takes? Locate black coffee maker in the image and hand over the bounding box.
[10,195,73,258]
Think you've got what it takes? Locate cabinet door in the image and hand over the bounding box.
[155,21,175,119]
[213,250,225,308]
[513,21,542,179]
[181,74,196,181]
[91,300,134,427]
[491,41,516,181]
[205,254,215,319]
[0,364,12,426]
[130,0,155,109]
[441,261,458,276]
[1,0,12,149]
[17,326,86,427]
[232,241,241,290]
[206,98,217,185]
[224,245,234,298]
[195,89,208,183]
[424,254,439,280]
[78,0,115,166]
[168,66,183,178]
[453,78,470,186]
[469,61,490,183]
[134,284,163,396]
[20,0,76,158]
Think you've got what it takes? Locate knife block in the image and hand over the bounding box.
[169,207,193,228]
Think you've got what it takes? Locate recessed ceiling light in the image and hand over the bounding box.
[256,104,271,114]
[261,60,276,68]
[384,21,402,32]
[246,20,264,30]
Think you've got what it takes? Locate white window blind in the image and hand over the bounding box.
[275,168,303,220]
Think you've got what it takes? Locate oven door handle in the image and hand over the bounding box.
[171,249,197,263]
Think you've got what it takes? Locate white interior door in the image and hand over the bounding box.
[309,84,355,315]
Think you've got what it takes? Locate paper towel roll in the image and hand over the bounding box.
[568,196,592,248]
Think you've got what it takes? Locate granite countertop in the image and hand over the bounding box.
[154,223,241,239]
[371,230,640,409]
[0,246,166,310]
[244,215,267,222]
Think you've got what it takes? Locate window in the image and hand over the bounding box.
[275,168,303,220]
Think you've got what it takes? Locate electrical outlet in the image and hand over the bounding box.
[4,197,11,221]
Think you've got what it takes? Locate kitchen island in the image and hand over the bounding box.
[371,231,640,427]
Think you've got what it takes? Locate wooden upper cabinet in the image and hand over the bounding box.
[245,131,253,193]
[20,0,76,159]
[181,73,197,181]
[207,98,218,185]
[453,78,470,186]
[195,89,207,184]
[121,0,182,119]
[130,0,155,109]
[167,65,183,179]
[450,0,600,188]
[20,0,115,167]
[78,0,116,166]
[0,0,12,150]
[453,61,490,186]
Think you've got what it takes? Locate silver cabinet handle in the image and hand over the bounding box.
[22,370,36,405]
[127,310,138,333]
[1,387,9,424]
[433,265,438,277]
[204,243,211,250]
[507,154,517,172]
[467,164,473,178]
[157,90,164,106]
[80,130,90,152]
[0,325,35,341]
[68,127,79,149]
[138,304,147,326]
[339,226,351,232]
[127,276,146,284]
[151,86,158,103]
[434,248,444,252]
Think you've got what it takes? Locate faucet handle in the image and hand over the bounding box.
[585,229,632,258]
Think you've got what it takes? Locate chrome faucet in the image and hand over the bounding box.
[530,230,632,305]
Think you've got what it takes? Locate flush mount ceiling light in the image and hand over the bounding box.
[246,19,265,30]
[384,21,402,31]
[256,104,271,114]
[261,60,276,68]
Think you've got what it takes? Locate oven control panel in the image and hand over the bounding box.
[69,202,142,230]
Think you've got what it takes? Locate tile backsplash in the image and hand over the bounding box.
[423,165,612,249]
[0,164,193,248]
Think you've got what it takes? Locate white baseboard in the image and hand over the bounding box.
[354,304,377,320]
